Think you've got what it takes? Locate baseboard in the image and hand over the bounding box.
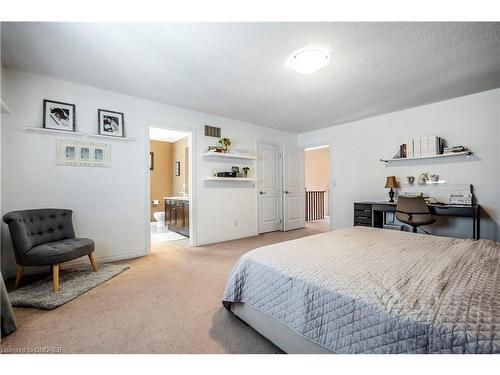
[2,249,146,279]
[196,231,258,246]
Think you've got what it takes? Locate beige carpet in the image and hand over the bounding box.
[1,220,329,353]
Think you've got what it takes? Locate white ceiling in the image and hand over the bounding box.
[149,127,188,142]
[2,22,499,133]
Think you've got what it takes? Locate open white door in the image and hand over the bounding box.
[257,142,282,234]
[283,144,305,231]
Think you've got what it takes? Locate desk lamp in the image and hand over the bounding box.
[384,176,399,203]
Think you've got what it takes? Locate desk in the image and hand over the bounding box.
[354,201,480,240]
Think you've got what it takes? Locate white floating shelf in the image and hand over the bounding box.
[25,127,135,141]
[87,134,135,141]
[402,180,447,186]
[204,177,257,182]
[380,151,472,163]
[26,127,85,136]
[1,99,11,114]
[203,151,257,160]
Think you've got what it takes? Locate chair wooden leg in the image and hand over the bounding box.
[88,254,98,272]
[53,264,60,292]
[15,265,24,289]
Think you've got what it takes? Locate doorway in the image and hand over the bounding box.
[148,126,192,249]
[257,142,306,234]
[304,145,330,230]
[257,142,282,234]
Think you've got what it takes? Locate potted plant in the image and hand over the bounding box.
[218,137,231,152]
[242,167,250,177]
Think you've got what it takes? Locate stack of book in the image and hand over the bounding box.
[443,146,469,154]
[397,136,445,158]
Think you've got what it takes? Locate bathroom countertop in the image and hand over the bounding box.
[164,196,189,201]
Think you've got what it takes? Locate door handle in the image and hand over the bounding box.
[284,190,290,194]
[259,191,265,195]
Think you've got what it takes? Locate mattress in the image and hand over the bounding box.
[222,226,500,354]
[230,302,332,353]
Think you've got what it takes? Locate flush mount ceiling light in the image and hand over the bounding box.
[287,46,330,74]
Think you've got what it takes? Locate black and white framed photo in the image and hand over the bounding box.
[43,99,76,132]
[98,109,125,137]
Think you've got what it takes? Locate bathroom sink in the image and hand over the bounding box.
[164,196,189,201]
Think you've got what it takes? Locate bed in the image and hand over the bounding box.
[222,226,500,354]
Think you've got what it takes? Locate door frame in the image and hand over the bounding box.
[303,143,333,230]
[145,121,197,252]
[255,139,284,234]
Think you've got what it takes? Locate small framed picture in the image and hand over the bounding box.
[175,161,181,176]
[98,109,124,137]
[43,99,76,132]
[94,147,105,162]
[65,145,76,160]
[80,147,90,161]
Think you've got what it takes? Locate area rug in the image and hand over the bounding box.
[8,264,130,310]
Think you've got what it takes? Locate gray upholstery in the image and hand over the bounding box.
[3,209,94,266]
[396,196,436,230]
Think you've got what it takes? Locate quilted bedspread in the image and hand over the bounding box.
[222,227,500,353]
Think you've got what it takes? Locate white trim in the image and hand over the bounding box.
[301,141,334,231]
[195,231,258,246]
[145,121,196,248]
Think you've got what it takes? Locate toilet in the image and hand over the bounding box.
[153,211,166,228]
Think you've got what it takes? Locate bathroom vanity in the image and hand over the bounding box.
[164,197,189,237]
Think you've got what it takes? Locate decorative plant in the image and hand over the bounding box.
[218,137,232,152]
[242,167,250,177]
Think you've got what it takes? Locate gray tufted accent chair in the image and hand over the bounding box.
[3,209,96,292]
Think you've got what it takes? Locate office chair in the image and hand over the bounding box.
[395,196,436,234]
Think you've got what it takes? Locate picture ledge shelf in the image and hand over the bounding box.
[203,151,257,160]
[380,151,472,163]
[204,177,257,182]
[25,127,135,141]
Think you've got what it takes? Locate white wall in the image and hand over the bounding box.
[299,89,500,241]
[1,69,297,276]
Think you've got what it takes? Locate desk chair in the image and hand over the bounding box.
[395,196,436,234]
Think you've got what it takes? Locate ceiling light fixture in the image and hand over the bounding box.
[287,46,330,74]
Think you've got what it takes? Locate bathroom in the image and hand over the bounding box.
[149,127,191,244]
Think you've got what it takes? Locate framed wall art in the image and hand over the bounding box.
[175,161,181,176]
[43,99,76,132]
[98,109,124,137]
[56,139,111,167]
